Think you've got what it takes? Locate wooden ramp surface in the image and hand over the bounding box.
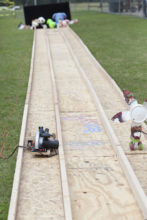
[8,28,147,220]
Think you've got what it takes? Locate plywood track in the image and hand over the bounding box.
[8,29,147,220]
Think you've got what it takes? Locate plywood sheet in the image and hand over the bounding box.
[67,157,142,220]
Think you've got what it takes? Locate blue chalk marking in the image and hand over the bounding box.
[83,123,102,133]
[61,115,102,133]
[65,140,106,147]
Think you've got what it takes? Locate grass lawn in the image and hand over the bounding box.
[71,11,147,103]
[0,15,33,219]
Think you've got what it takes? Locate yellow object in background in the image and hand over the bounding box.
[46,19,56,28]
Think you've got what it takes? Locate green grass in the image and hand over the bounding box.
[0,15,33,219]
[71,11,147,103]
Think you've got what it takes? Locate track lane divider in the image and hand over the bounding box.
[46,31,73,220]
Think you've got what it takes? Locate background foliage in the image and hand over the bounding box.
[0,0,21,6]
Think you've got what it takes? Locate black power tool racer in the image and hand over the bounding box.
[27,127,59,156]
